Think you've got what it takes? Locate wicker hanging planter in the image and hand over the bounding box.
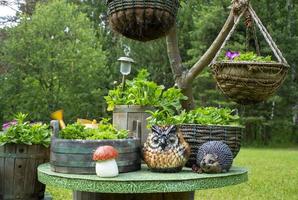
[212,62,288,104]
[107,0,179,42]
[211,5,290,105]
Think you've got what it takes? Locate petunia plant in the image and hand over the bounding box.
[0,113,51,147]
[223,51,274,62]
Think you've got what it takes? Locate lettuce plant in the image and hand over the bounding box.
[59,118,129,140]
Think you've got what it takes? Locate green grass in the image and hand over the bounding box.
[46,148,298,200]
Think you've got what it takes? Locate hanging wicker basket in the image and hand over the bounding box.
[107,0,179,42]
[179,124,243,168]
[210,5,290,104]
[212,61,289,104]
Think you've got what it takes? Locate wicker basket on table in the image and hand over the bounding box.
[107,0,179,41]
[210,5,290,104]
[212,61,289,104]
[179,124,243,167]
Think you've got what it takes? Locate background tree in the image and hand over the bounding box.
[0,0,108,122]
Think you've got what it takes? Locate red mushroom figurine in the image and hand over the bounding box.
[93,145,119,177]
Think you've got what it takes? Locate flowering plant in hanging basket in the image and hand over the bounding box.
[106,0,179,41]
[211,5,290,105]
[212,51,289,104]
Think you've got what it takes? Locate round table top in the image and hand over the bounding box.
[38,163,248,194]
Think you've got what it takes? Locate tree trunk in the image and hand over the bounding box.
[166,1,249,110]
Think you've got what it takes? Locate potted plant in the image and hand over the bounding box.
[212,50,289,104]
[50,119,141,174]
[106,0,179,41]
[105,69,187,145]
[147,107,243,167]
[0,113,51,200]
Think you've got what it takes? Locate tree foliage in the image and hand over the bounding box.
[0,0,297,145]
[0,0,108,122]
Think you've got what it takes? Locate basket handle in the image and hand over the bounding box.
[50,120,60,137]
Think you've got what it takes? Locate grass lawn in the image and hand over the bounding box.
[46,148,298,200]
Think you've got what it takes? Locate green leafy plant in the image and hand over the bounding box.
[235,52,273,62]
[223,51,274,62]
[0,113,51,147]
[147,107,241,127]
[59,118,129,140]
[105,69,187,112]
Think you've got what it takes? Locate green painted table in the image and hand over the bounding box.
[38,163,248,200]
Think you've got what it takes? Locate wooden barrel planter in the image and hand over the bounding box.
[179,124,243,167]
[212,61,289,104]
[113,105,152,146]
[107,0,179,41]
[0,144,49,200]
[50,120,141,174]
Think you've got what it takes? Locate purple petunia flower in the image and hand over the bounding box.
[2,120,17,131]
[225,50,240,60]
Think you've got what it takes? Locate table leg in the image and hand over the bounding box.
[73,191,194,200]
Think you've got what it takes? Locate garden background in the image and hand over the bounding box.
[1,0,297,147]
[0,0,297,199]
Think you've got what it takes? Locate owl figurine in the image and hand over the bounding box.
[143,125,190,173]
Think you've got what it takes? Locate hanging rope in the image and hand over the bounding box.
[210,10,245,66]
[210,3,289,66]
[245,10,260,55]
[248,5,289,65]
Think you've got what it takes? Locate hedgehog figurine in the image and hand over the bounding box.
[193,141,233,174]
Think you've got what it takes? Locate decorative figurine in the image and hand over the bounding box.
[143,125,190,173]
[193,141,233,174]
[92,145,119,177]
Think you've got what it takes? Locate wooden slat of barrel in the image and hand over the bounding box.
[3,145,15,199]
[0,145,5,199]
[14,144,28,199]
[52,138,139,147]
[51,151,139,164]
